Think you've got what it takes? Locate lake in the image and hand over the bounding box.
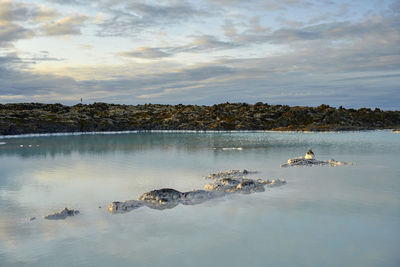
[0,131,399,266]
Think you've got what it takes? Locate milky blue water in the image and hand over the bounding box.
[0,131,399,266]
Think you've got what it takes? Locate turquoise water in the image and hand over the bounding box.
[0,131,399,266]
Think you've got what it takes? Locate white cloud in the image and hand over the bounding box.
[41,15,88,36]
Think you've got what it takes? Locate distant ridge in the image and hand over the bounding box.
[1,102,399,135]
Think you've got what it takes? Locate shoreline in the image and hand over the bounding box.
[1,102,399,136]
[0,129,396,139]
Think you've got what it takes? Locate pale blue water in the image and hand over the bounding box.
[0,131,399,266]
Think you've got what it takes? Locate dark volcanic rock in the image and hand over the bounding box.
[43,207,80,220]
[1,102,399,134]
[138,188,183,203]
[108,170,286,213]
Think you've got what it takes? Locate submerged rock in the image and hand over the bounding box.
[281,150,353,167]
[44,208,79,220]
[206,169,254,180]
[180,190,215,205]
[108,170,286,213]
[108,200,144,213]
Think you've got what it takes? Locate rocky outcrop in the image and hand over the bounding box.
[281,150,354,167]
[43,208,80,220]
[1,102,399,135]
[108,170,286,213]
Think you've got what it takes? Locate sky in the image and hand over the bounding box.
[0,0,399,109]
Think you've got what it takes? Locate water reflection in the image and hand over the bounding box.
[0,131,399,266]
[0,131,398,160]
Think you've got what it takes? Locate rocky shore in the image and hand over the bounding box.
[1,102,399,135]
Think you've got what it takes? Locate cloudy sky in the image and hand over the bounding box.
[0,0,399,108]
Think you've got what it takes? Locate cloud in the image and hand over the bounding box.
[0,23,33,47]
[92,12,105,24]
[259,0,315,10]
[0,0,399,109]
[119,47,172,59]
[0,0,58,23]
[0,0,58,46]
[95,1,210,37]
[179,35,239,52]
[0,65,77,100]
[0,0,87,42]
[222,19,238,38]
[79,44,92,50]
[120,35,239,59]
[41,15,88,36]
[1,48,399,109]
[0,0,28,23]
[0,52,237,104]
[228,9,400,49]
[204,0,315,10]
[50,0,90,5]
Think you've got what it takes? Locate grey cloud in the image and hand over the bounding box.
[177,35,239,52]
[258,0,315,10]
[50,0,90,5]
[0,0,59,46]
[0,53,73,102]
[0,0,58,23]
[0,66,76,98]
[222,19,237,38]
[390,0,400,12]
[120,35,239,59]
[1,50,399,109]
[203,0,247,5]
[119,47,172,59]
[204,0,313,9]
[277,18,305,28]
[248,16,269,33]
[0,23,33,47]
[331,73,400,82]
[0,52,237,104]
[103,65,236,90]
[0,0,29,22]
[125,2,206,19]
[231,11,400,47]
[95,1,210,37]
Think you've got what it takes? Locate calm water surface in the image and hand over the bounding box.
[0,131,399,266]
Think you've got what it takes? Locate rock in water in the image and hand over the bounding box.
[206,169,254,180]
[281,150,353,167]
[108,170,286,214]
[138,188,183,203]
[108,200,144,213]
[44,208,80,220]
[180,190,217,205]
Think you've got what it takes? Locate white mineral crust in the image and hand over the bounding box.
[281,150,353,167]
[108,170,286,213]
